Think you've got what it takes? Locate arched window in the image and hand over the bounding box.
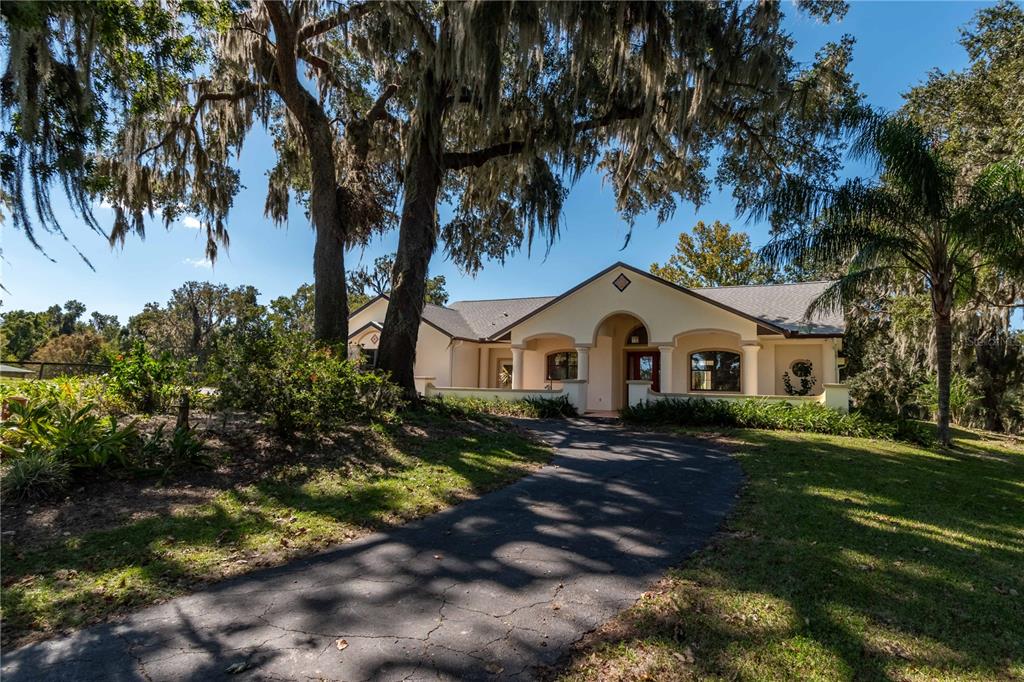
[546,351,578,381]
[626,325,649,346]
[690,350,741,392]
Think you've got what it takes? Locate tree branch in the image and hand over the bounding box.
[441,101,649,171]
[298,45,352,95]
[296,1,374,43]
[137,83,258,159]
[365,83,399,125]
[443,141,526,171]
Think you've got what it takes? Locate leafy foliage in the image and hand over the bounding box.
[903,1,1024,175]
[211,326,403,435]
[1,301,118,362]
[30,330,105,364]
[0,450,70,501]
[0,0,225,261]
[620,398,932,445]
[125,281,262,367]
[650,221,777,288]
[347,255,449,310]
[106,341,180,414]
[521,395,579,419]
[1,398,139,471]
[428,395,578,420]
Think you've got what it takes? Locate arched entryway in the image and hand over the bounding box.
[591,312,657,411]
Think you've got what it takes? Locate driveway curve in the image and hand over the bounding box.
[2,418,741,681]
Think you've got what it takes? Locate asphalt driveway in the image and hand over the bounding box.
[1,418,741,681]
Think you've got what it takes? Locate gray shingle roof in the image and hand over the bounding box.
[420,303,478,339]
[692,280,845,335]
[350,268,844,340]
[449,297,556,338]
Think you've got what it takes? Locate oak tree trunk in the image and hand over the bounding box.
[266,3,349,345]
[376,78,448,400]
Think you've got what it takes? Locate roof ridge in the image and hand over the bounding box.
[451,295,556,303]
[693,279,835,290]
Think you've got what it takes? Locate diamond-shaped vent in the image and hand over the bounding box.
[612,273,631,292]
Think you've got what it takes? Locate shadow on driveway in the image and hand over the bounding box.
[1,418,741,681]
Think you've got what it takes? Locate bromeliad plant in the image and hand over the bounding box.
[1,399,139,471]
[758,116,1024,444]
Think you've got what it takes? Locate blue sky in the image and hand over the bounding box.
[2,2,993,322]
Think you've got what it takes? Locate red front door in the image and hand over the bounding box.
[626,351,660,393]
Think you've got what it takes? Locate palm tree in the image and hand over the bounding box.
[759,116,1024,445]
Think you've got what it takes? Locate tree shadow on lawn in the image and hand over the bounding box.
[0,420,550,647]
[563,429,1023,681]
[2,419,743,681]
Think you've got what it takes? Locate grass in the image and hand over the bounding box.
[0,413,550,646]
[556,426,1024,681]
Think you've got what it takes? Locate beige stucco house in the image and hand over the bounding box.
[348,262,850,412]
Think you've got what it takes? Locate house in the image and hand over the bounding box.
[348,262,850,412]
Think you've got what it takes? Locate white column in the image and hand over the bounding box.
[822,340,838,385]
[658,345,674,394]
[511,346,525,390]
[741,341,760,396]
[575,346,590,382]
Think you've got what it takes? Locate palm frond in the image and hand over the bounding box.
[952,159,1024,274]
[805,266,900,319]
[851,115,955,219]
[759,180,907,270]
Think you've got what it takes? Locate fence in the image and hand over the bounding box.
[1,361,111,380]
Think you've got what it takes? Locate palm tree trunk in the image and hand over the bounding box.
[376,79,448,400]
[931,280,954,445]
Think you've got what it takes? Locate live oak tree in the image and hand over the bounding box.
[650,220,776,288]
[0,0,222,264]
[127,282,260,366]
[759,116,1024,444]
[358,1,863,397]
[102,0,401,344]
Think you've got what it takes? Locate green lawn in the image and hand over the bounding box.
[558,427,1024,681]
[1,414,550,646]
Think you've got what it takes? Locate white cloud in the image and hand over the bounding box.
[182,216,203,230]
[183,257,213,269]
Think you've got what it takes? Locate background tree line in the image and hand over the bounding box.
[1,252,436,367]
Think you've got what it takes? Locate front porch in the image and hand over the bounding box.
[438,307,847,412]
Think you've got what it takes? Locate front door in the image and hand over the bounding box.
[626,351,660,393]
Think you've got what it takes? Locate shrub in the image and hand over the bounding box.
[522,395,579,418]
[107,341,180,414]
[620,397,929,444]
[29,330,105,364]
[212,329,403,434]
[428,394,578,420]
[1,450,71,501]
[1,399,139,471]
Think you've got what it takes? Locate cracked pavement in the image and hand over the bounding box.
[1,418,741,681]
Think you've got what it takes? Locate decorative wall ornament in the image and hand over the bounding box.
[783,359,816,395]
[612,273,631,292]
